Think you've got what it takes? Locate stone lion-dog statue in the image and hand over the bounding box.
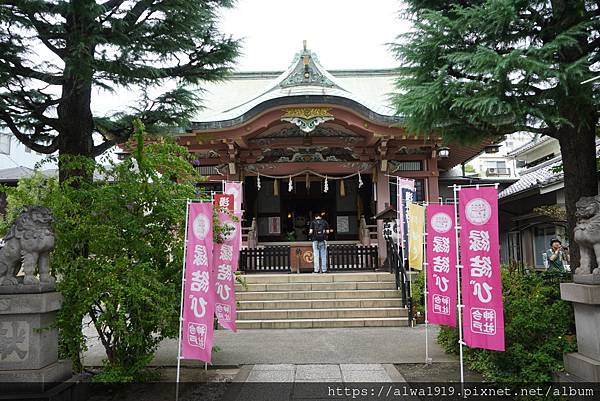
[574,195,600,276]
[0,206,55,286]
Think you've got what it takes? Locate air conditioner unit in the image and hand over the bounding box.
[488,168,497,174]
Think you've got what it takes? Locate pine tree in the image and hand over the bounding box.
[0,0,239,181]
[391,0,599,269]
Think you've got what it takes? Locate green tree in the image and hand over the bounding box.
[1,121,201,380]
[391,0,599,268]
[0,0,239,182]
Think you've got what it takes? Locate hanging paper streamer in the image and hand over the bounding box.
[257,174,261,190]
[288,176,293,192]
[358,171,363,188]
[181,202,215,363]
[213,194,239,332]
[426,204,457,327]
[340,179,346,197]
[324,176,329,193]
[274,179,279,196]
[459,187,504,351]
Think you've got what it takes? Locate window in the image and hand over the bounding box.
[484,160,506,169]
[389,178,425,208]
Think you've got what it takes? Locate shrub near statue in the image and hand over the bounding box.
[0,206,55,286]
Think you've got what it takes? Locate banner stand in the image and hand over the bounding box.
[422,202,431,364]
[452,183,501,386]
[452,185,466,386]
[175,200,191,401]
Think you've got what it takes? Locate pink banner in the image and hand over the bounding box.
[224,181,243,213]
[213,196,239,331]
[181,202,215,362]
[224,181,243,246]
[426,204,457,327]
[459,187,504,351]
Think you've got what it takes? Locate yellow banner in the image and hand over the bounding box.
[408,203,425,270]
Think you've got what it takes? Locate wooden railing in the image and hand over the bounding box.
[239,245,291,273]
[327,244,378,271]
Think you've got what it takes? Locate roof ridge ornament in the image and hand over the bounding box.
[281,107,334,133]
[279,43,339,89]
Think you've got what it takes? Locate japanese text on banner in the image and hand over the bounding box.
[426,204,457,327]
[181,202,215,362]
[396,177,415,258]
[213,194,239,332]
[459,187,505,351]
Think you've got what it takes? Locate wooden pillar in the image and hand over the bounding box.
[375,167,390,265]
[427,153,440,202]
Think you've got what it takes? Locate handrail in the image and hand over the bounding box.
[386,239,413,324]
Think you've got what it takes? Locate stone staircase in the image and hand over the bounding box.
[234,272,409,329]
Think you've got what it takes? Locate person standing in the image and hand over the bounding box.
[309,213,330,273]
[546,238,567,274]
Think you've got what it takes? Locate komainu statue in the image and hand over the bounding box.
[574,195,600,276]
[0,206,55,286]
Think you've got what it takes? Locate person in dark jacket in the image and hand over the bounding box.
[309,214,331,273]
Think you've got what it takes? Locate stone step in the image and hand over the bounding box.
[240,272,395,284]
[238,297,404,310]
[236,289,401,301]
[237,307,408,320]
[236,281,396,292]
[235,317,409,329]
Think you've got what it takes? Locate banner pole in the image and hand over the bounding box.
[423,202,431,364]
[175,200,191,401]
[453,185,465,385]
[406,201,413,327]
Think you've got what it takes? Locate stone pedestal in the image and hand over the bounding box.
[560,282,600,381]
[0,288,73,396]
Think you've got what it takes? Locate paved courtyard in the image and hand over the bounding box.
[83,325,455,367]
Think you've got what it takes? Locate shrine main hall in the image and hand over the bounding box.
[176,44,484,266]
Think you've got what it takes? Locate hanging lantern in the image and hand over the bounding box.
[274,179,279,196]
[288,175,293,192]
[305,172,310,189]
[257,173,261,190]
[324,176,329,193]
[340,179,346,197]
[358,171,363,188]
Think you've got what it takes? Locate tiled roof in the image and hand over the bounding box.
[498,157,563,198]
[193,47,397,124]
[507,135,552,157]
[500,139,600,199]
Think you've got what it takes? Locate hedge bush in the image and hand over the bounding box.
[437,268,576,383]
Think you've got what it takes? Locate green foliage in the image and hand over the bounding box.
[437,269,576,383]
[0,121,210,382]
[0,1,239,178]
[391,1,599,141]
[411,270,425,316]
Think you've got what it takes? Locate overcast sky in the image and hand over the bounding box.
[3,0,408,169]
[219,0,406,71]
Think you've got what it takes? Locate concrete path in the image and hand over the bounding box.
[224,364,413,401]
[83,326,456,367]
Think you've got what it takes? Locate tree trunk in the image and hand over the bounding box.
[558,125,598,270]
[57,0,96,184]
[56,80,94,183]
